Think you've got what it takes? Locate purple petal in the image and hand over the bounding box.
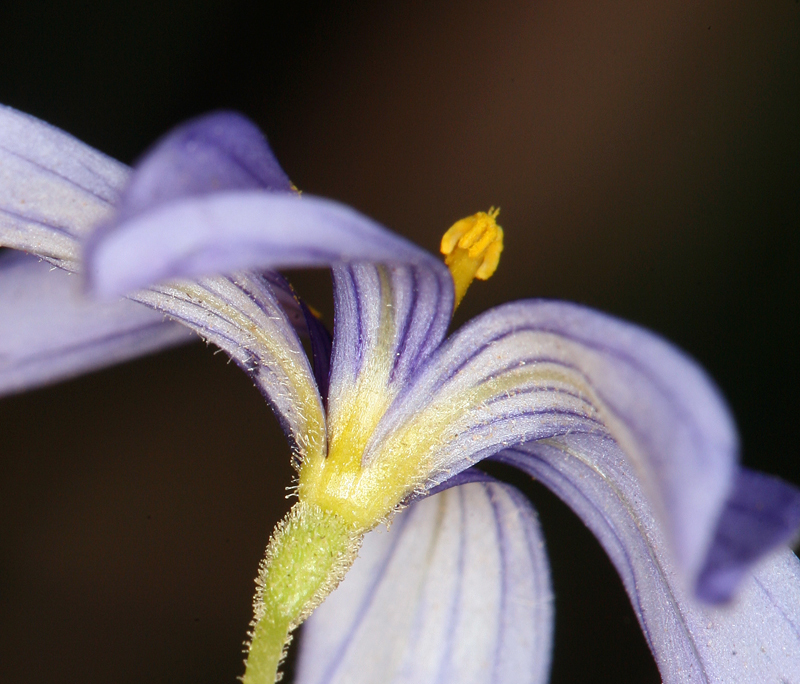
[84,110,328,346]
[261,270,316,339]
[300,298,332,402]
[421,466,494,499]
[83,113,453,417]
[697,468,800,603]
[494,435,800,684]
[0,104,129,270]
[109,111,294,226]
[132,272,326,464]
[0,252,192,395]
[84,191,449,300]
[326,263,452,446]
[296,481,553,684]
[0,105,318,344]
[368,300,737,582]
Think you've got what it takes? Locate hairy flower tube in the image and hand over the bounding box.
[2,105,800,684]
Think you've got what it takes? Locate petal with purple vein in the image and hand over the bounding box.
[326,262,452,465]
[366,300,737,584]
[0,105,129,270]
[106,110,294,229]
[697,467,800,604]
[133,271,326,464]
[494,434,800,684]
[295,481,552,684]
[85,191,449,300]
[0,252,192,395]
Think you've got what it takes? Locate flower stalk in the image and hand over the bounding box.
[245,500,363,683]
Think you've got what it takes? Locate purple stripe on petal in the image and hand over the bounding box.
[0,106,126,205]
[367,299,737,584]
[1,207,80,240]
[697,467,800,604]
[495,434,800,684]
[0,105,128,268]
[0,252,193,395]
[261,271,308,333]
[301,299,332,403]
[86,190,450,300]
[133,273,326,462]
[325,262,453,459]
[422,467,494,499]
[109,111,294,228]
[434,487,467,684]
[296,482,552,684]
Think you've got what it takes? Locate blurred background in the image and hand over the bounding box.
[1,1,798,682]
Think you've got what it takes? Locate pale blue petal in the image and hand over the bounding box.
[326,263,452,444]
[697,468,800,603]
[495,435,800,684]
[0,104,129,270]
[367,300,737,584]
[84,179,453,448]
[132,272,327,464]
[0,252,192,395]
[296,481,552,684]
[84,191,448,299]
[110,110,293,228]
[80,111,453,424]
[0,106,327,448]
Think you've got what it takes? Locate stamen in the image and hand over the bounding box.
[440,207,503,309]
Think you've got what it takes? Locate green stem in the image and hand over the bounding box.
[243,500,362,684]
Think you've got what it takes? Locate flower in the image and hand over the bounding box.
[2,104,800,684]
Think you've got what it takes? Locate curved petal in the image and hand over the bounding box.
[84,175,453,457]
[299,296,333,402]
[0,104,129,269]
[87,110,327,343]
[80,110,452,431]
[0,107,327,453]
[0,251,193,395]
[366,300,737,582]
[696,467,800,604]
[132,272,327,465]
[84,191,449,300]
[109,110,294,228]
[326,263,453,461]
[494,434,800,684]
[295,481,553,684]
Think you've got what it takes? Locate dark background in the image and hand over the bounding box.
[1,1,798,682]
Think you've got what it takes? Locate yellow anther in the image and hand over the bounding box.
[440,207,503,310]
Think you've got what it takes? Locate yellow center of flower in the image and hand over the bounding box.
[440,207,504,309]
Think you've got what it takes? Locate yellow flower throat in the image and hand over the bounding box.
[297,209,504,527]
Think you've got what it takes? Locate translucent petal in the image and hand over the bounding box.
[109,110,293,228]
[697,467,800,603]
[496,435,800,684]
[367,300,737,582]
[0,252,192,395]
[296,481,553,684]
[0,104,128,270]
[85,191,449,300]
